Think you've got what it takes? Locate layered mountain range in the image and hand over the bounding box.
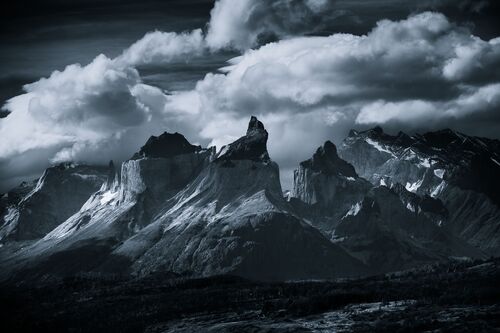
[338,127,500,255]
[0,118,498,282]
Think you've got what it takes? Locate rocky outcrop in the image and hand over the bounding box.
[215,116,270,163]
[290,141,371,235]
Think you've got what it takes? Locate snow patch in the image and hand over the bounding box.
[405,178,423,193]
[100,190,119,205]
[343,202,361,218]
[419,158,432,168]
[331,236,347,243]
[4,207,19,223]
[433,169,445,179]
[491,157,500,167]
[365,138,395,157]
[216,145,229,158]
[431,181,446,198]
[346,177,355,181]
[406,202,416,212]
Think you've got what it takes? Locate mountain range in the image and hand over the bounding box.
[1,117,498,282]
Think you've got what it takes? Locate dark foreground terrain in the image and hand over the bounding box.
[1,258,499,333]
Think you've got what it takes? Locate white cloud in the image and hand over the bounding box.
[356,100,439,125]
[0,24,214,191]
[1,55,145,158]
[165,11,500,189]
[2,9,500,191]
[116,29,206,67]
[205,0,342,51]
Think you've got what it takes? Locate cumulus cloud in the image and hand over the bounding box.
[2,7,500,191]
[116,29,206,67]
[164,11,500,188]
[0,28,209,191]
[206,0,341,50]
[204,0,497,51]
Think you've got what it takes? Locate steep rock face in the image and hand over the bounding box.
[0,181,36,220]
[2,123,366,282]
[391,183,448,225]
[215,116,270,163]
[43,136,214,244]
[110,117,367,281]
[290,140,483,273]
[290,141,371,235]
[334,186,483,274]
[0,133,214,282]
[0,164,109,241]
[339,127,500,255]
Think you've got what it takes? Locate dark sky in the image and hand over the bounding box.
[1,0,498,105]
[0,0,215,104]
[0,0,499,192]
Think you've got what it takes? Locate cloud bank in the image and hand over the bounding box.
[1,2,500,191]
[0,29,208,191]
[170,12,500,187]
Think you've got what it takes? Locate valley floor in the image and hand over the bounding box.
[1,258,499,333]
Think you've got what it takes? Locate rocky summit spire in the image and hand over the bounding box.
[301,141,357,178]
[217,116,270,162]
[247,116,265,135]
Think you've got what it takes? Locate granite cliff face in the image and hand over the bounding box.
[338,127,500,255]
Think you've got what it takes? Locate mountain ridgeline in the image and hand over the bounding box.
[1,117,499,282]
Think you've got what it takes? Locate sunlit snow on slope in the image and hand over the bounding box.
[365,138,396,157]
[0,207,20,240]
[434,169,445,179]
[405,178,423,193]
[419,158,432,168]
[491,157,500,167]
[100,190,119,205]
[406,202,416,212]
[431,181,446,198]
[343,202,361,218]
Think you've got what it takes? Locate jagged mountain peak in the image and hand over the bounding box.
[216,116,270,163]
[300,140,357,178]
[131,131,202,160]
[419,128,462,148]
[370,125,384,135]
[247,115,266,135]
